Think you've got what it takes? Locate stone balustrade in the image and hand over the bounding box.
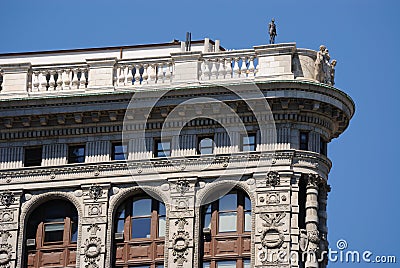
[0,42,328,99]
[29,64,88,93]
[199,50,258,81]
[115,57,173,87]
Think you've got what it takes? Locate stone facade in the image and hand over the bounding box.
[0,39,354,268]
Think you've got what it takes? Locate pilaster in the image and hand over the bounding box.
[0,190,23,268]
[80,183,110,268]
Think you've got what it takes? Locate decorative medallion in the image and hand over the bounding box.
[0,243,12,267]
[88,185,102,201]
[266,171,280,187]
[93,167,100,177]
[172,218,190,266]
[0,211,13,223]
[88,204,102,216]
[175,179,190,196]
[260,213,285,249]
[0,192,14,207]
[84,224,102,268]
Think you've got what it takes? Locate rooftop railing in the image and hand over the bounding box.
[0,43,323,98]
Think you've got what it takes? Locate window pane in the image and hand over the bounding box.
[200,147,213,154]
[116,219,125,233]
[71,221,78,242]
[219,193,237,211]
[131,218,151,238]
[203,262,211,268]
[204,213,211,229]
[218,212,237,232]
[44,223,64,243]
[217,260,236,268]
[242,145,254,152]
[159,202,166,216]
[158,216,166,237]
[245,212,252,232]
[200,138,213,147]
[244,195,251,210]
[132,199,152,216]
[243,259,251,268]
[113,143,127,160]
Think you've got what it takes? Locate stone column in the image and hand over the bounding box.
[305,174,320,268]
[86,58,116,90]
[0,63,31,98]
[167,177,196,268]
[318,182,330,268]
[80,183,110,268]
[0,190,22,268]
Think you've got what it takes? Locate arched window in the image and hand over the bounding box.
[114,194,166,268]
[25,199,78,268]
[201,190,252,268]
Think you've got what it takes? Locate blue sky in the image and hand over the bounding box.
[1,0,399,266]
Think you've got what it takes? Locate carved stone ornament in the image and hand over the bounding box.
[0,243,12,267]
[308,229,320,244]
[84,236,102,268]
[88,185,102,201]
[299,229,308,252]
[266,171,280,187]
[172,218,190,266]
[306,173,321,187]
[0,192,14,207]
[260,213,286,249]
[314,45,337,85]
[175,179,190,195]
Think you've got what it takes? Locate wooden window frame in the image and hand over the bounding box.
[114,195,165,267]
[201,190,251,268]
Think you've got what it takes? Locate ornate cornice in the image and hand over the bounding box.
[0,150,331,186]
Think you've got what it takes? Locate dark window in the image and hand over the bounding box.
[112,142,127,160]
[68,144,85,164]
[198,136,214,155]
[299,132,309,150]
[154,140,171,157]
[320,137,327,156]
[201,190,251,267]
[114,195,165,267]
[24,147,43,167]
[298,176,307,229]
[25,199,78,267]
[241,134,256,152]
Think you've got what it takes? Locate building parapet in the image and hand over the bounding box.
[0,41,329,99]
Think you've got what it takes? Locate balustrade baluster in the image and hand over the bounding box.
[203,60,211,80]
[32,71,40,92]
[56,70,63,90]
[225,58,233,79]
[142,64,149,84]
[165,63,172,83]
[125,65,133,85]
[248,57,255,77]
[233,58,240,79]
[48,71,56,90]
[148,64,156,84]
[210,59,217,80]
[156,64,164,83]
[240,57,248,78]
[117,65,125,86]
[39,71,48,91]
[79,69,87,89]
[71,69,79,89]
[63,69,71,90]
[134,64,141,85]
